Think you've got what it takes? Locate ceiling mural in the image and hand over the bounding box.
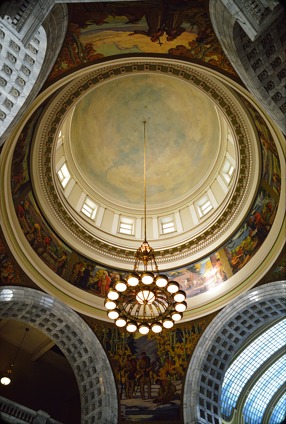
[3,0,282,314]
[0,3,285,423]
[70,73,220,207]
[84,311,216,423]
[48,1,236,82]
[9,99,281,301]
[0,236,21,286]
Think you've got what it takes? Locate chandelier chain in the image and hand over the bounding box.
[143,119,147,244]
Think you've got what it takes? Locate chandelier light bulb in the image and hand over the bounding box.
[163,318,174,329]
[141,272,154,285]
[138,323,150,335]
[0,375,11,386]
[104,299,117,310]
[107,289,119,301]
[167,281,180,294]
[126,321,137,332]
[171,311,182,321]
[108,309,120,320]
[173,290,186,303]
[127,273,139,286]
[151,322,163,333]
[115,279,127,292]
[175,301,187,312]
[155,275,168,288]
[115,316,127,327]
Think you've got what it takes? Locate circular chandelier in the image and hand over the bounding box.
[104,121,187,334]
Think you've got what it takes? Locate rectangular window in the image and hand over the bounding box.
[57,131,63,148]
[222,159,235,184]
[160,216,175,234]
[197,195,213,218]
[57,163,70,188]
[81,197,97,220]
[119,217,134,235]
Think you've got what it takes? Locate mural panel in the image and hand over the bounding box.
[10,99,281,301]
[87,314,215,422]
[48,1,235,81]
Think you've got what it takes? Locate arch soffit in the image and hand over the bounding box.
[0,286,118,424]
[183,281,286,424]
[208,0,286,135]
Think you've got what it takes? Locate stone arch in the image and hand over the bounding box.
[0,3,68,145]
[0,286,118,424]
[209,0,286,135]
[183,281,286,424]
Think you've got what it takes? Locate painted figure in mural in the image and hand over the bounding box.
[0,261,17,284]
[110,272,121,287]
[56,251,68,276]
[97,270,111,295]
[212,258,227,283]
[150,356,161,383]
[160,354,176,380]
[17,202,30,234]
[263,199,276,226]
[31,223,43,249]
[129,0,191,43]
[77,263,93,288]
[247,212,269,244]
[43,235,52,253]
[229,245,248,274]
[124,354,138,399]
[110,354,124,400]
[154,378,176,404]
[130,4,164,43]
[144,4,165,42]
[70,261,85,285]
[164,0,188,41]
[137,352,152,400]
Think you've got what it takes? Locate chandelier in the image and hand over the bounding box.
[104,121,187,334]
[1,327,29,385]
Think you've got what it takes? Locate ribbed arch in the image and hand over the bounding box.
[267,391,286,424]
[220,318,286,417]
[209,0,286,135]
[183,281,286,424]
[242,355,286,424]
[237,348,286,423]
[0,3,68,146]
[0,286,118,424]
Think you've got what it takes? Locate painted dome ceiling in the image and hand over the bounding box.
[69,73,220,209]
[45,57,249,268]
[3,56,283,322]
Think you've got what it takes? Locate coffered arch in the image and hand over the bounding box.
[183,281,286,424]
[0,286,118,424]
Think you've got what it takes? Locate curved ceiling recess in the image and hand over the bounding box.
[4,56,284,320]
[33,57,259,268]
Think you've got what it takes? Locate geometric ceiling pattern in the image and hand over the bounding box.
[221,318,286,422]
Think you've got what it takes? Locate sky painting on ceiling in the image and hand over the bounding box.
[70,73,219,207]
